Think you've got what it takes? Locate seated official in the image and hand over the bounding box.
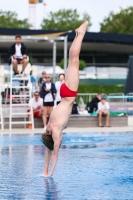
[86,93,101,113]
[8,35,28,76]
[98,95,110,127]
[28,91,43,129]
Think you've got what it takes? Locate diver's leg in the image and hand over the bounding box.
[65,21,88,91]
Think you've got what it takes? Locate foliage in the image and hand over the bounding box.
[78,84,124,94]
[59,59,86,70]
[0,10,30,29]
[29,57,34,65]
[59,59,69,69]
[41,9,91,30]
[100,6,133,34]
[79,60,86,70]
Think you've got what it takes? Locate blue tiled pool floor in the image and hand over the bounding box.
[0,132,133,200]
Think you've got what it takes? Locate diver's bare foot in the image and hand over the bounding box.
[75,21,89,34]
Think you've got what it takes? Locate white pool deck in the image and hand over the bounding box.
[0,127,133,134]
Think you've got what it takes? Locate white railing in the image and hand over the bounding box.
[76,93,98,105]
[9,62,34,131]
[0,85,4,131]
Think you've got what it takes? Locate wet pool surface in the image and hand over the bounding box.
[0,132,133,200]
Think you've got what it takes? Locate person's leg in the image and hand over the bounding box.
[104,111,110,126]
[48,106,53,117]
[38,110,42,117]
[46,106,50,124]
[43,106,48,128]
[47,106,50,117]
[65,21,88,91]
[28,109,34,129]
[12,59,19,73]
[20,59,28,73]
[43,148,51,176]
[98,111,103,127]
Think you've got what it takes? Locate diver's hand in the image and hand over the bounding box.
[43,173,53,177]
[42,172,48,176]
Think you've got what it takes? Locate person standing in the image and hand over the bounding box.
[38,71,47,92]
[40,75,56,131]
[55,74,65,105]
[8,35,28,76]
[98,95,110,127]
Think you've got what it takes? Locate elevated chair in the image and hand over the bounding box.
[9,57,34,131]
[0,66,4,131]
[11,56,31,76]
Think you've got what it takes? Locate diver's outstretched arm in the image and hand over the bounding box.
[47,133,61,177]
[43,148,51,176]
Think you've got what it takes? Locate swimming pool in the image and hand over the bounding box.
[0,132,133,200]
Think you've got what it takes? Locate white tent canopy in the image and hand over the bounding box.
[32,65,87,78]
[44,66,64,75]
[32,65,64,77]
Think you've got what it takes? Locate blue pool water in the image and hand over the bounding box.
[0,132,133,200]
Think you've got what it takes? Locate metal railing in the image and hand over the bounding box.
[76,93,98,105]
[76,93,133,115]
[107,95,133,115]
[76,93,107,106]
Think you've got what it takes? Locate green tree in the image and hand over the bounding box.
[59,58,86,70]
[41,9,91,31]
[0,10,30,29]
[100,7,133,34]
[79,60,86,70]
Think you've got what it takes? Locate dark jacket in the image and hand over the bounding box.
[8,42,28,65]
[40,82,57,101]
[38,77,46,85]
[72,102,79,114]
[86,97,100,113]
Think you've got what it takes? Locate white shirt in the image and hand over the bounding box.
[44,83,53,102]
[98,102,110,111]
[55,81,63,102]
[29,97,43,111]
[15,44,23,58]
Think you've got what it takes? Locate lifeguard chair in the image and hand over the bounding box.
[9,57,34,131]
